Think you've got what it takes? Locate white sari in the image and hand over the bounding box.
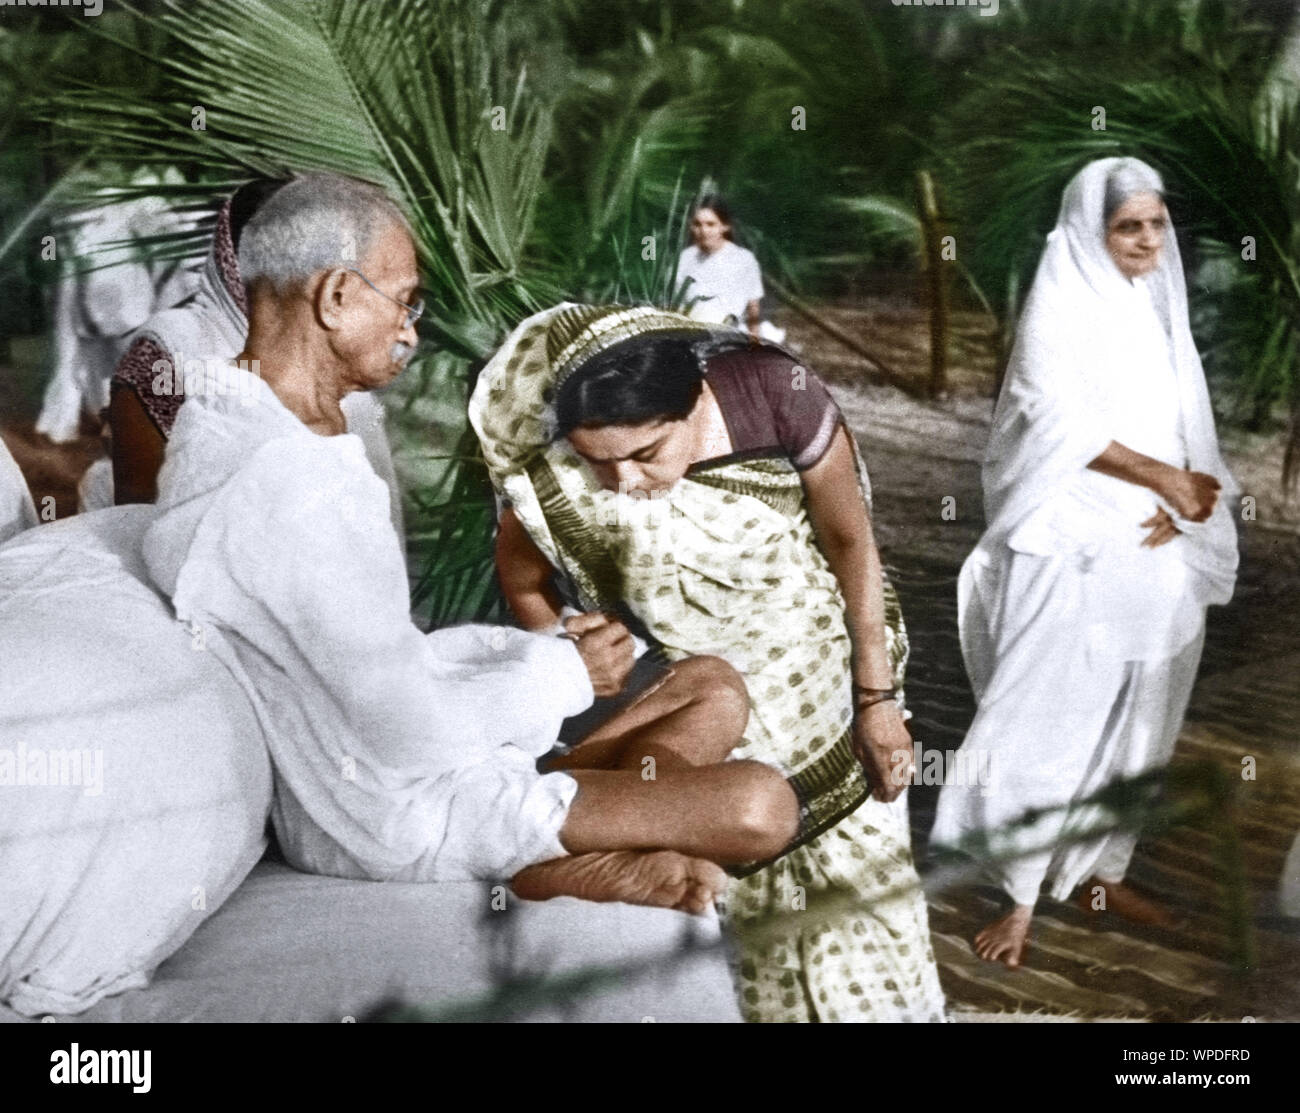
[931,158,1239,905]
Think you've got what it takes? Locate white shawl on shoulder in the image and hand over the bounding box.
[962,158,1239,676]
[142,366,592,879]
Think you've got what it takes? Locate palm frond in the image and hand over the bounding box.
[935,45,1300,479]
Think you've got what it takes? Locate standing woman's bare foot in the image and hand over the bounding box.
[1077,877,1181,927]
[973,904,1033,968]
[511,850,728,915]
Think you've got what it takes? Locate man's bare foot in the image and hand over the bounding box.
[973,904,1033,968]
[511,850,728,915]
[1078,877,1181,927]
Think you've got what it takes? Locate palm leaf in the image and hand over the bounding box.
[935,44,1300,481]
[32,0,567,625]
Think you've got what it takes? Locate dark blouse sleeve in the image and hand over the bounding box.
[111,337,183,438]
[754,352,844,470]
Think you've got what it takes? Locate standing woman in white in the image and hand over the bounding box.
[931,157,1240,967]
[676,195,784,342]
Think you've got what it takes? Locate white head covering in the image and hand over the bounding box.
[980,156,1238,602]
[131,200,247,373]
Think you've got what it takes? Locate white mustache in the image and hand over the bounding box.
[391,341,416,367]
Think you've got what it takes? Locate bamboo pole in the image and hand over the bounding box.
[915,169,950,399]
[765,276,920,397]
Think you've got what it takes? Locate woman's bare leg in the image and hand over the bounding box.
[1077,876,1180,927]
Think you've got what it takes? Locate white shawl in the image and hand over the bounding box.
[141,367,593,879]
[962,158,1239,675]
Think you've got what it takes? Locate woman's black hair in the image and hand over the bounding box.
[693,193,734,241]
[229,178,291,251]
[555,336,706,437]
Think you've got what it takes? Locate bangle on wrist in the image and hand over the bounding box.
[853,684,897,711]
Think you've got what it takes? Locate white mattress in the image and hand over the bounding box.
[1,861,741,1023]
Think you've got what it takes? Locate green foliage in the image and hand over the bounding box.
[8,0,1300,626]
[39,0,554,353]
[933,27,1300,467]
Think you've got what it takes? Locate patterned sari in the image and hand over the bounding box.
[470,305,945,1022]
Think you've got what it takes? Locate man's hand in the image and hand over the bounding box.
[1140,506,1182,548]
[1157,466,1220,523]
[852,701,914,804]
[564,612,634,698]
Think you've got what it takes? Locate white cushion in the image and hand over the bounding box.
[0,507,273,1016]
[0,438,36,545]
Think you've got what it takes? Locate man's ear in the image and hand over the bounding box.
[312,268,351,331]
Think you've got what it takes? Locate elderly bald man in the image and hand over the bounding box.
[141,173,798,913]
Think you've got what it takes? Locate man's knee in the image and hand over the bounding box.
[731,760,799,860]
[677,654,750,734]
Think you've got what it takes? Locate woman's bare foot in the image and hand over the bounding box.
[511,850,728,915]
[973,904,1033,968]
[1078,877,1181,927]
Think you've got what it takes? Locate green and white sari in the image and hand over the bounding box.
[470,304,945,1022]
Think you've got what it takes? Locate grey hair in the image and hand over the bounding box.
[1103,159,1165,225]
[237,173,413,293]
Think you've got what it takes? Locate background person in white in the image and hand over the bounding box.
[142,174,800,912]
[676,195,783,341]
[929,157,1239,968]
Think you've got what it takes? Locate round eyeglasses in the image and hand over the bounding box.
[344,267,424,329]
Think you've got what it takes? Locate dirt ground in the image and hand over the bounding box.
[772,301,1300,1020]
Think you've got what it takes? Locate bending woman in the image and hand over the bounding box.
[930,157,1239,967]
[471,303,945,1022]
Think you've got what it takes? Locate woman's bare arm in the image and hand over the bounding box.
[802,425,912,801]
[803,426,892,687]
[1087,440,1171,490]
[109,387,165,504]
[495,505,564,630]
[1088,440,1220,525]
